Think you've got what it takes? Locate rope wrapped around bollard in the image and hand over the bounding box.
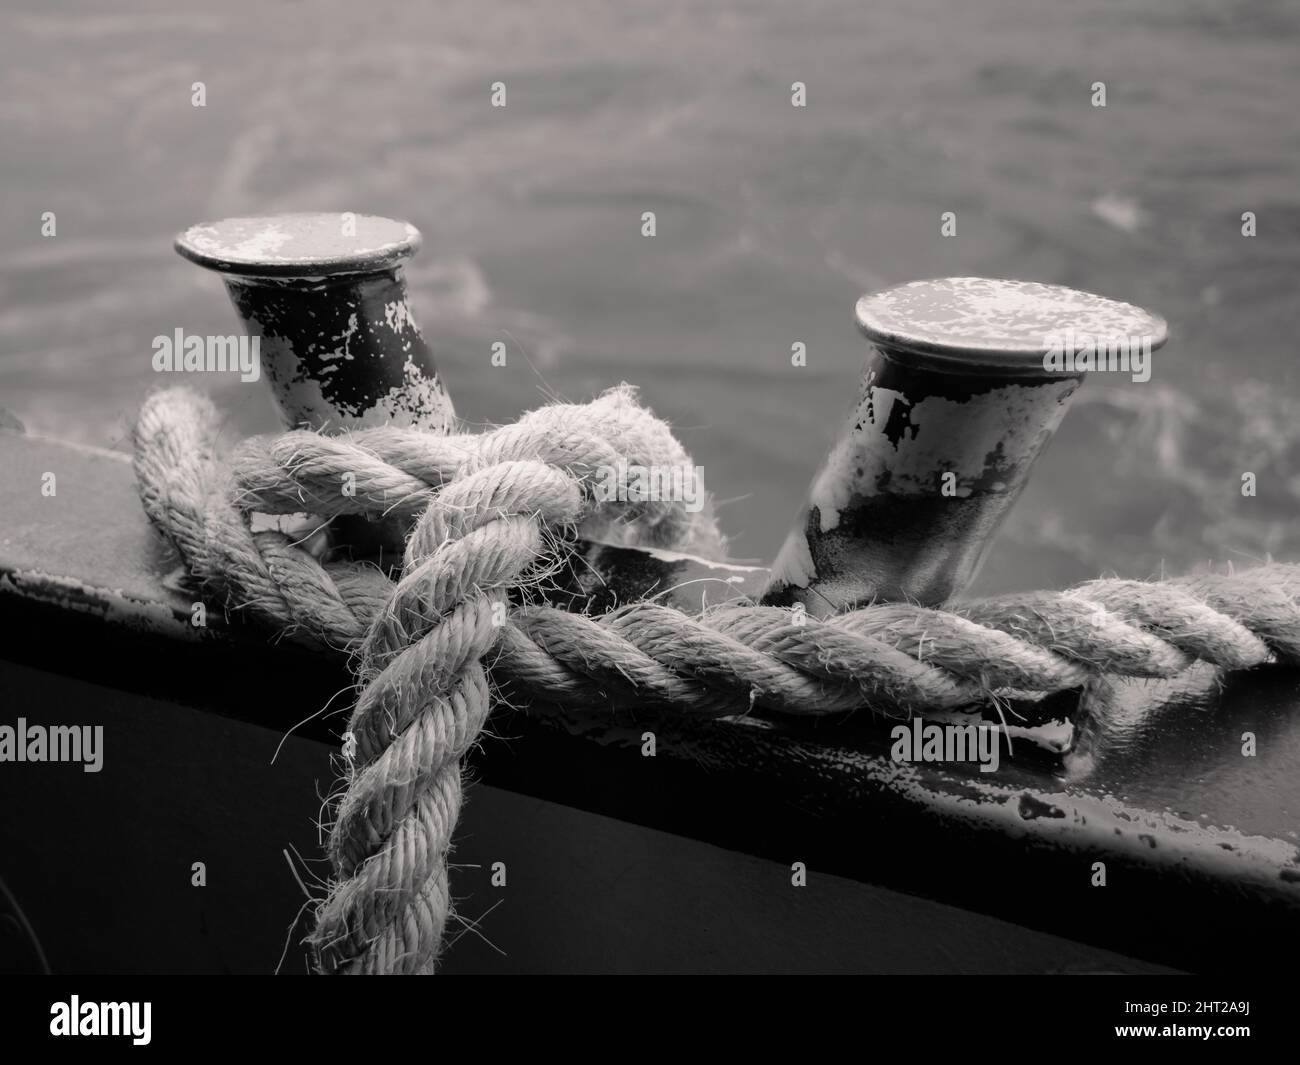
[133,384,1300,974]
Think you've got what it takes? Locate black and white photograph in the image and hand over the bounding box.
[0,0,1294,1044]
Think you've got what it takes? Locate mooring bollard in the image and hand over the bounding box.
[175,212,456,559]
[764,277,1168,616]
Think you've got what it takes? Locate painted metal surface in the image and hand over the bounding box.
[175,213,454,436]
[765,278,1169,615]
[0,431,198,641]
[176,213,455,560]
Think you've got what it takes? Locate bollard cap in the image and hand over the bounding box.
[175,213,421,279]
[856,277,1168,373]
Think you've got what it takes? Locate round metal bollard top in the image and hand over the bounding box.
[856,277,1169,372]
[175,213,422,279]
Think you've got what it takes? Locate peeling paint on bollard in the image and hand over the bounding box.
[764,278,1168,616]
[174,213,454,434]
[175,213,456,561]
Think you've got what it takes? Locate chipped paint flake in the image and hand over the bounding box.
[769,524,817,588]
[384,299,416,334]
[808,379,1076,529]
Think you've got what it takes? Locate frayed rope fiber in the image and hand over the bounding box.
[133,385,1300,974]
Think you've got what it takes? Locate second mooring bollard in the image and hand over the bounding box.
[764,277,1168,616]
[175,212,456,560]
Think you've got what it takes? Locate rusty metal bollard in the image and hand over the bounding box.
[175,212,455,559]
[763,277,1168,616]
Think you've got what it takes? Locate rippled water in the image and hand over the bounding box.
[2,0,1298,591]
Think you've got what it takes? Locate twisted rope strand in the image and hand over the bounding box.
[233,385,702,541]
[133,389,388,646]
[133,385,1300,975]
[304,391,704,974]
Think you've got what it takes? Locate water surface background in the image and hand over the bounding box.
[2,0,1298,592]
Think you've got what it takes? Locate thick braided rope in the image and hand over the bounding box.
[134,387,1300,973]
[243,386,698,974]
[135,389,1300,710]
[233,390,705,551]
[133,392,390,646]
[490,567,1300,716]
[310,471,563,973]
